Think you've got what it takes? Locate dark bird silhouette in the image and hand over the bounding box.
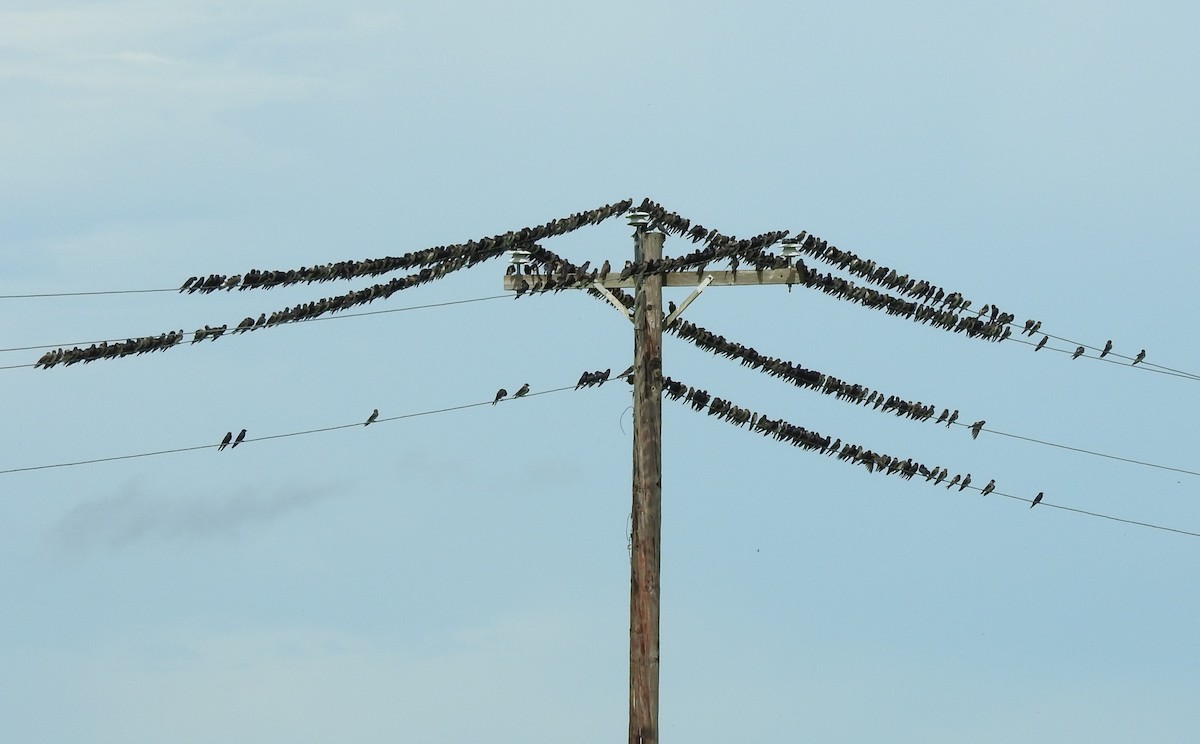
[980,479,995,496]
[946,409,959,428]
[667,301,677,315]
[1035,335,1048,352]
[515,383,530,398]
[492,388,507,405]
[1031,491,1043,508]
[179,276,198,292]
[600,259,611,279]
[946,474,961,489]
[1072,346,1085,360]
[935,408,949,425]
[365,408,379,426]
[231,428,247,448]
[958,474,972,491]
[970,420,985,440]
[1133,349,1146,365]
[1100,340,1113,359]
[218,431,233,451]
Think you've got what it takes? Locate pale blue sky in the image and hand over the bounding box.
[3,1,1200,742]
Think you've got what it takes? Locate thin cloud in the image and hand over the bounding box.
[48,478,339,551]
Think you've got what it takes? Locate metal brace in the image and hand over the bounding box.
[591,281,634,323]
[664,274,713,326]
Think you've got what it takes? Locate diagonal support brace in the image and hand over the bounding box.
[592,281,634,323]
[664,274,713,327]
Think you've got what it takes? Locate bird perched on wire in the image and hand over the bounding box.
[365,408,379,426]
[1072,346,1085,360]
[492,388,507,405]
[1133,349,1146,365]
[935,409,949,425]
[231,429,247,448]
[218,431,233,451]
[945,474,961,490]
[515,383,530,398]
[946,410,959,428]
[1100,340,1113,359]
[1034,335,1048,352]
[980,479,996,497]
[970,420,985,440]
[1031,491,1044,508]
[958,474,972,492]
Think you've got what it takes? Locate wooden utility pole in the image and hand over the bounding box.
[629,227,664,744]
[502,221,805,743]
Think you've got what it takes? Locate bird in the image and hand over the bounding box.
[492,388,507,405]
[980,479,995,496]
[364,408,379,426]
[945,474,961,489]
[1072,346,1084,360]
[946,410,959,428]
[1031,491,1044,508]
[218,431,233,451]
[1100,340,1113,359]
[515,383,530,398]
[1034,335,1048,352]
[935,408,949,425]
[231,428,247,448]
[1133,349,1146,365]
[970,420,985,440]
[667,300,677,315]
[958,474,972,491]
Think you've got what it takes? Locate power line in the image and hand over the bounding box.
[0,383,582,476]
[1005,334,1200,382]
[661,373,1200,540]
[953,420,1200,478]
[985,488,1200,539]
[0,287,176,299]
[0,294,510,359]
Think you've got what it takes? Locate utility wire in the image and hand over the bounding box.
[952,421,1200,478]
[0,288,176,299]
[664,375,1200,540]
[0,294,510,358]
[1005,334,1200,382]
[0,384,581,476]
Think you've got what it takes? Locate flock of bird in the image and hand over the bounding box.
[32,197,1150,377]
[35,200,639,369]
[669,317,957,425]
[658,375,1043,505]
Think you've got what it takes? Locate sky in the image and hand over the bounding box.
[2,1,1200,741]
